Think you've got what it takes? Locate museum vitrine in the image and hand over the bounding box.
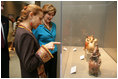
[62,1,117,78]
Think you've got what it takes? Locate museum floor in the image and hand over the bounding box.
[9,50,21,78]
[62,46,117,78]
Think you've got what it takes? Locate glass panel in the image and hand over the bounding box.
[62,1,117,78]
[62,1,108,47]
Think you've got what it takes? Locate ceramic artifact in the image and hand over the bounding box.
[84,35,98,53]
[89,45,101,77]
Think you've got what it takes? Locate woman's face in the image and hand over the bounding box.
[32,12,43,29]
[44,12,54,23]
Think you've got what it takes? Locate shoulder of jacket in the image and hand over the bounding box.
[51,22,56,28]
[35,25,44,32]
[1,15,9,21]
[38,24,44,28]
[51,22,56,25]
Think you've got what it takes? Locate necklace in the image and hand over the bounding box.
[42,20,52,31]
[18,25,32,33]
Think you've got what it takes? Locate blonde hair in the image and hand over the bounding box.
[42,4,56,16]
[17,4,43,26]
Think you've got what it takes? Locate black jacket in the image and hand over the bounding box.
[1,15,10,78]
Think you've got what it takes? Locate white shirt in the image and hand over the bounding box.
[1,22,5,41]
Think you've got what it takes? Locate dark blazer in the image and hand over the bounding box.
[1,15,9,44]
[15,27,43,78]
[1,15,9,78]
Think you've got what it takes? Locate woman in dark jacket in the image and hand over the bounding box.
[15,4,60,78]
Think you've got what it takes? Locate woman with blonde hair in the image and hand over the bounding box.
[15,4,60,78]
[32,4,58,78]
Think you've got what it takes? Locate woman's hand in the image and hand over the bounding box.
[44,42,61,50]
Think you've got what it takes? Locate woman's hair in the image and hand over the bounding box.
[16,4,42,27]
[42,4,56,16]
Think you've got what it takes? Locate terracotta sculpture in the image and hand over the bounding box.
[89,45,101,77]
[84,35,98,53]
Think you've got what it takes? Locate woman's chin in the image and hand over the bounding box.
[47,20,51,23]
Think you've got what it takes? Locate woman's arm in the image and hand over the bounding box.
[19,34,43,72]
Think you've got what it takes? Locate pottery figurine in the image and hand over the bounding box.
[84,35,98,53]
[88,45,101,77]
[89,58,101,77]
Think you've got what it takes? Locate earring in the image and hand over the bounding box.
[30,21,32,26]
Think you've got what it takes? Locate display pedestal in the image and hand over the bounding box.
[85,49,92,62]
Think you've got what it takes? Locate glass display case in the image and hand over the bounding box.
[62,1,117,78]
